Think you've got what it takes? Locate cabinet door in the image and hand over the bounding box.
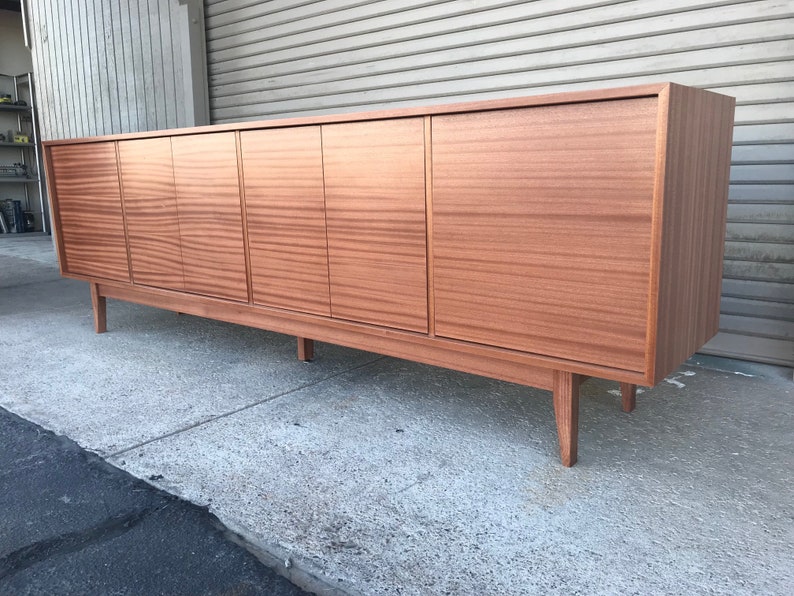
[118,138,184,291]
[322,118,427,333]
[49,142,129,282]
[170,133,248,302]
[240,126,330,316]
[431,98,658,371]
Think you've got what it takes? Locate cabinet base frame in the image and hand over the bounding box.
[88,279,646,466]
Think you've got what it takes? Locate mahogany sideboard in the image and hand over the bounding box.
[43,83,735,466]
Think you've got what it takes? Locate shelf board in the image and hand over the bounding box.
[0,104,31,112]
[0,142,34,147]
[0,177,38,183]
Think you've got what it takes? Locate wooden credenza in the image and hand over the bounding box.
[44,83,735,466]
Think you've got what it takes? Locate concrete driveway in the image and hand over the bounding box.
[1,234,792,595]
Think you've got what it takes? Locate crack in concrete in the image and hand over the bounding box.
[0,504,166,581]
[107,355,387,458]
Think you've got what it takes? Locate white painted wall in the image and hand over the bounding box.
[0,9,32,75]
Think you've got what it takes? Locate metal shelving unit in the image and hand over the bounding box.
[0,72,47,234]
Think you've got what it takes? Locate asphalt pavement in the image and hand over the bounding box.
[0,406,310,596]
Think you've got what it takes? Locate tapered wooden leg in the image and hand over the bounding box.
[297,337,314,362]
[553,370,581,467]
[89,282,107,334]
[620,382,637,413]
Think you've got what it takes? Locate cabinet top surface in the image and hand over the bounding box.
[43,82,695,147]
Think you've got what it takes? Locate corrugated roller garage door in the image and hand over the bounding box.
[205,0,794,367]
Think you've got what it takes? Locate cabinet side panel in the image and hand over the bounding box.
[432,98,658,372]
[118,138,185,291]
[653,85,736,383]
[240,127,331,316]
[171,132,248,302]
[322,118,428,333]
[49,142,130,282]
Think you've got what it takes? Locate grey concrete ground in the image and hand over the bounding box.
[1,234,793,595]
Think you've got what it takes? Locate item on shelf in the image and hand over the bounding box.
[0,210,8,233]
[0,95,11,104]
[0,133,5,142]
[13,100,27,106]
[0,163,29,177]
[13,134,29,143]
[1,199,25,233]
[23,210,34,232]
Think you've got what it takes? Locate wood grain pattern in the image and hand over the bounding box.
[170,132,248,302]
[117,137,185,291]
[49,142,130,282]
[234,131,254,303]
[424,115,436,337]
[322,118,428,332]
[42,146,69,275]
[240,126,331,315]
[650,84,736,384]
[432,98,659,371]
[553,370,581,467]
